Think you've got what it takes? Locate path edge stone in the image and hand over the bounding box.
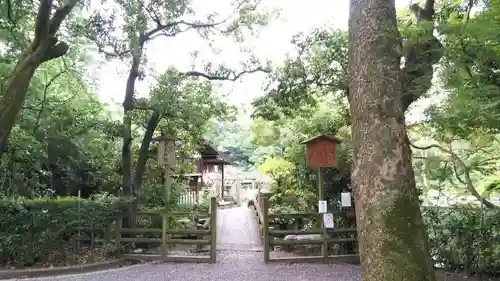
[0,259,126,280]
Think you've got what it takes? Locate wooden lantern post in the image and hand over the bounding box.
[302,135,342,261]
[154,134,178,207]
[302,135,342,201]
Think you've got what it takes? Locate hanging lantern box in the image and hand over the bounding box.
[152,134,178,168]
[301,135,342,168]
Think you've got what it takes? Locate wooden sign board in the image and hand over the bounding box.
[157,141,165,167]
[152,134,177,168]
[164,140,176,167]
[302,135,342,168]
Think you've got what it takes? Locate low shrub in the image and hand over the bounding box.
[0,195,131,266]
[266,195,499,273]
[422,205,500,274]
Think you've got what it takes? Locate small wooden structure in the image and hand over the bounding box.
[152,134,178,205]
[200,141,230,198]
[152,134,177,168]
[302,135,342,168]
[301,134,342,202]
[184,141,230,200]
[152,137,230,204]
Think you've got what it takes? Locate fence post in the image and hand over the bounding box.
[209,196,217,263]
[115,215,122,252]
[269,226,275,251]
[261,194,270,263]
[321,214,328,263]
[161,213,168,257]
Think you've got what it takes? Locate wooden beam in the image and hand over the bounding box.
[166,229,210,235]
[118,228,162,234]
[119,237,161,243]
[165,239,210,245]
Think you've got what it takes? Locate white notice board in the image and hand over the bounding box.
[341,192,352,207]
[323,213,334,228]
[318,200,327,213]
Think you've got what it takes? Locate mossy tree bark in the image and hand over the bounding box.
[348,0,436,280]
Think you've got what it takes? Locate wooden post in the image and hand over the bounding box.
[115,215,122,252]
[209,196,217,263]
[302,135,341,263]
[321,215,328,262]
[196,178,200,205]
[160,135,176,208]
[318,167,324,200]
[161,213,168,257]
[221,164,225,199]
[262,194,270,263]
[318,167,328,262]
[269,226,275,251]
[165,164,172,207]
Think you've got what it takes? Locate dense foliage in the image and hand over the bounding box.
[423,206,500,273]
[0,195,130,266]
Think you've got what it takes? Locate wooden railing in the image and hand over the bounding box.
[116,197,217,263]
[178,189,198,205]
[253,193,360,263]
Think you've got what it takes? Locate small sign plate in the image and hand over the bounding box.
[323,213,334,228]
[341,192,352,207]
[318,200,327,213]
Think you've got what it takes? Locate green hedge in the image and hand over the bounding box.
[266,201,500,273]
[0,195,131,266]
[423,205,500,273]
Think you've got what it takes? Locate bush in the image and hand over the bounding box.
[0,195,130,266]
[422,205,500,273]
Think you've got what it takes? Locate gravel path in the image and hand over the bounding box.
[5,206,361,281]
[7,252,361,281]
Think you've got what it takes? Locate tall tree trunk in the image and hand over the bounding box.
[348,0,436,280]
[122,47,143,198]
[121,41,144,229]
[122,112,133,195]
[132,109,161,191]
[0,55,39,152]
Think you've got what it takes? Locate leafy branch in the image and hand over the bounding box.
[142,0,256,40]
[32,0,77,62]
[133,67,269,111]
[184,66,268,81]
[410,141,499,209]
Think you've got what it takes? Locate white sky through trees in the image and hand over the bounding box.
[89,0,438,123]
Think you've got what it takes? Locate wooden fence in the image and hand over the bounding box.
[116,197,217,263]
[253,193,360,263]
[178,189,198,205]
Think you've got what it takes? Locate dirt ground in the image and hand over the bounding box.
[2,248,112,269]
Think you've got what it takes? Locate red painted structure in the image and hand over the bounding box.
[302,135,342,168]
[185,141,230,199]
